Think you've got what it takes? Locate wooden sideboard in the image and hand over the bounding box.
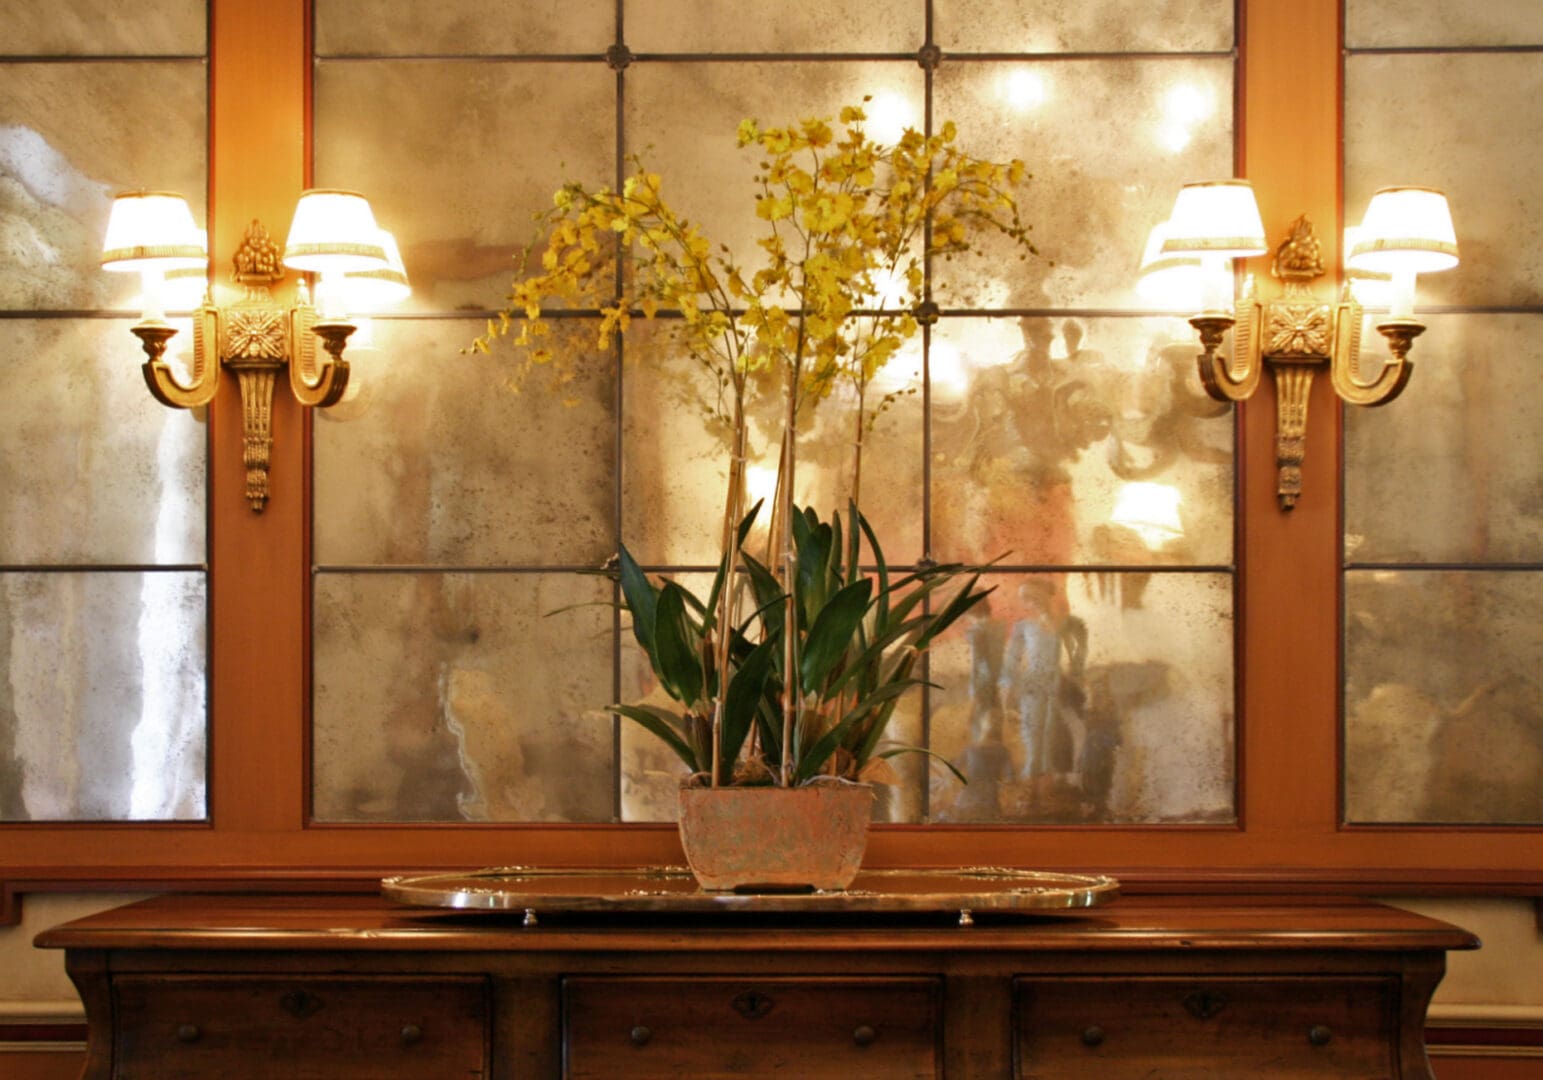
[34,892,1477,1079]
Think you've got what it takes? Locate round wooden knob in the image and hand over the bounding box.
[1308,1025,1333,1047]
[630,1025,652,1047]
[1081,1025,1106,1047]
[853,1024,877,1047]
[400,1024,423,1046]
[175,1023,201,1043]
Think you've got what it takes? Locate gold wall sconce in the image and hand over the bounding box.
[102,189,409,511]
[1143,180,1458,508]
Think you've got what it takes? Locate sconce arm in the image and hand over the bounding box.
[287,304,352,408]
[1192,295,1262,403]
[137,309,219,409]
[1329,298,1416,408]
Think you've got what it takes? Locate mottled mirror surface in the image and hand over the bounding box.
[313,60,614,314]
[311,3,1238,822]
[0,61,208,312]
[1346,52,1543,310]
[625,0,922,53]
[0,0,205,55]
[312,572,615,822]
[935,0,1233,53]
[1345,570,1543,824]
[1346,0,1543,47]
[932,57,1234,310]
[315,0,613,56]
[0,571,206,821]
[314,318,615,568]
[930,316,1233,567]
[929,571,1234,823]
[1345,315,1543,565]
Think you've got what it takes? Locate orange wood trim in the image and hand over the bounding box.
[1237,0,1344,839]
[208,0,309,833]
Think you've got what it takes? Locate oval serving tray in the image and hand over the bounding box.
[382,866,1118,924]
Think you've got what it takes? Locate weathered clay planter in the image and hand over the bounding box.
[677,783,873,891]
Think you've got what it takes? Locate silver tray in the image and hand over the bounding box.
[382,866,1119,926]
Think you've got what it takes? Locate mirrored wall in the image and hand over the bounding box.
[0,0,209,821]
[310,0,1239,824]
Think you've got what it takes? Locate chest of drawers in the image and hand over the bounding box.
[36,892,1475,1079]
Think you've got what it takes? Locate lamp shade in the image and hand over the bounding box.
[282,189,388,272]
[343,229,410,310]
[1137,221,1204,310]
[101,192,207,272]
[1160,180,1268,259]
[1346,186,1459,274]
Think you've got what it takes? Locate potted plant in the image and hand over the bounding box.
[475,101,1037,889]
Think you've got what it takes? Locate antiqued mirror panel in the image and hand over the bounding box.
[1345,570,1543,824]
[1345,51,1543,310]
[0,60,207,312]
[625,0,923,53]
[1346,0,1543,47]
[0,571,206,821]
[935,0,1233,53]
[1,0,205,55]
[1345,314,1543,565]
[927,570,1234,824]
[315,0,612,56]
[0,318,205,565]
[313,59,615,314]
[619,321,924,568]
[930,315,1233,568]
[314,317,616,568]
[312,571,615,822]
[932,56,1234,310]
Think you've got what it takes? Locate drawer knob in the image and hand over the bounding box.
[1081,1025,1106,1047]
[401,1023,423,1046]
[629,1025,652,1047]
[1308,1025,1333,1047]
[853,1024,877,1047]
[175,1023,201,1044]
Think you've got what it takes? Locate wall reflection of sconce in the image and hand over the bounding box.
[1148,180,1457,508]
[1111,482,1184,549]
[102,189,408,511]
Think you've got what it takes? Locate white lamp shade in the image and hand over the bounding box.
[1111,482,1184,547]
[1346,186,1459,274]
[1160,180,1268,259]
[343,229,410,310]
[101,192,207,272]
[1137,221,1204,310]
[282,189,388,272]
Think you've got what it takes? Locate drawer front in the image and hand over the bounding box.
[564,976,940,1079]
[112,974,489,1080]
[1015,976,1396,1079]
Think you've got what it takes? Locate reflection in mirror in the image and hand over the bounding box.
[928,571,1234,824]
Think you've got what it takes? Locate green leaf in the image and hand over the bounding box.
[877,743,968,786]
[915,575,995,651]
[800,578,872,694]
[610,704,701,773]
[740,551,785,640]
[721,637,778,773]
[617,544,660,665]
[653,582,705,706]
[855,509,890,627]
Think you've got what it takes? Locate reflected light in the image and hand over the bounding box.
[1156,83,1214,155]
[1000,67,1048,111]
[864,90,917,146]
[1343,225,1393,309]
[928,339,969,405]
[745,464,779,510]
[1111,482,1184,548]
[1137,222,1204,312]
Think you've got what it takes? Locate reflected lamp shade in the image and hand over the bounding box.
[281,189,388,272]
[1137,221,1204,310]
[101,192,207,272]
[1346,186,1459,275]
[343,229,410,310]
[1112,482,1183,548]
[1160,180,1268,259]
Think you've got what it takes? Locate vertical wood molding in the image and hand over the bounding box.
[1238,0,1344,841]
[209,0,309,833]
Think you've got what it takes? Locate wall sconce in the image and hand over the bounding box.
[102,189,408,511]
[1144,180,1457,508]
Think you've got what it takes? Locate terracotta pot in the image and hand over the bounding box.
[677,783,873,891]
